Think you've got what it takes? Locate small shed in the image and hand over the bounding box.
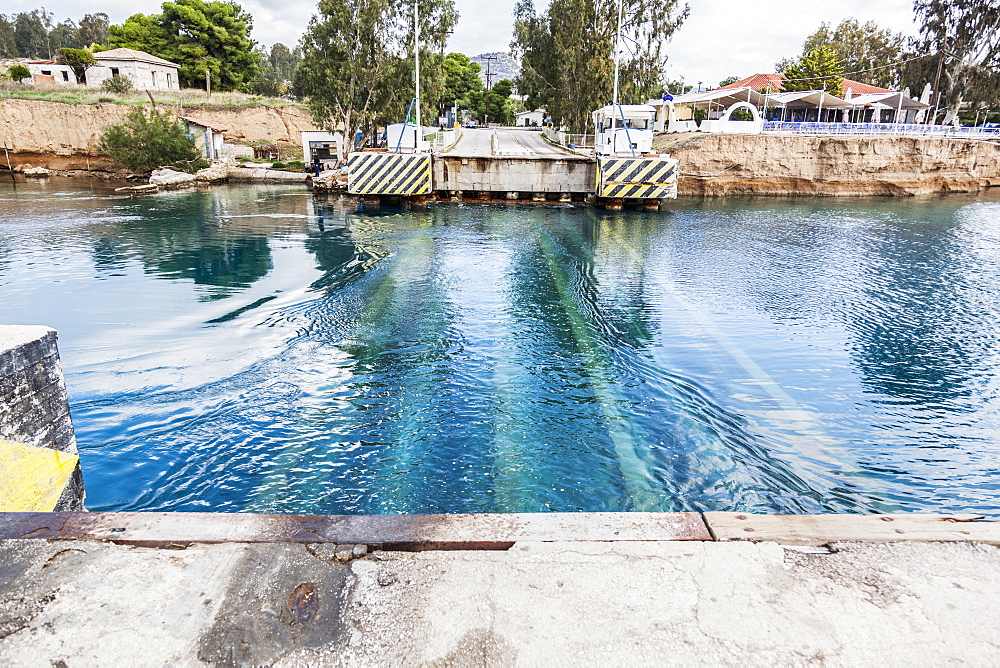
[301,131,344,167]
[181,117,227,161]
[25,61,76,84]
[515,109,546,127]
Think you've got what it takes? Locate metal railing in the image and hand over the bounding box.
[763,121,1000,138]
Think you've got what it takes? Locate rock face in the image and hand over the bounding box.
[149,168,197,188]
[312,170,347,191]
[658,133,1000,196]
[195,162,230,183]
[0,99,318,171]
[22,166,49,177]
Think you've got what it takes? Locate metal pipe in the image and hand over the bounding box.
[414,0,421,151]
[612,0,623,106]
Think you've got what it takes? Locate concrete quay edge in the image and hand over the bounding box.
[1,510,997,549]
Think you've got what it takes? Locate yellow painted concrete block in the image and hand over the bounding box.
[0,439,78,512]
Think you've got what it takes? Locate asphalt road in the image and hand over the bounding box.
[444,128,583,159]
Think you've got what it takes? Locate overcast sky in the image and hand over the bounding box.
[10,0,918,86]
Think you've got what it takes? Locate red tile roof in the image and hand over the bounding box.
[716,74,893,95]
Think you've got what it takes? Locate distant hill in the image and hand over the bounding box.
[470,52,520,86]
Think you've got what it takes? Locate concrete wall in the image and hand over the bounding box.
[87,61,180,91]
[434,156,595,194]
[0,326,84,510]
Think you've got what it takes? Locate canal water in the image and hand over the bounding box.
[2,179,999,514]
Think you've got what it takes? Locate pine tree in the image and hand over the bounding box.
[782,46,845,96]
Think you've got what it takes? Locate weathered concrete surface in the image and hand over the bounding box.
[0,326,84,511]
[657,133,1000,196]
[1,538,997,665]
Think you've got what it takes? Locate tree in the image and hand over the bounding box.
[78,13,110,47]
[800,19,904,88]
[511,0,688,132]
[109,0,260,91]
[718,75,740,87]
[443,52,483,105]
[904,0,1000,123]
[14,11,50,58]
[296,0,457,149]
[468,77,514,124]
[7,63,30,82]
[57,48,96,84]
[0,16,14,57]
[49,20,81,52]
[250,42,301,96]
[782,46,845,95]
[99,108,207,173]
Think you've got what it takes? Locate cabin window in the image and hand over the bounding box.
[167,73,172,87]
[41,70,51,75]
[111,68,119,76]
[62,71,69,81]
[152,71,157,86]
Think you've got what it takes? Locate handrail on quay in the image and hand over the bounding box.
[763,121,1000,139]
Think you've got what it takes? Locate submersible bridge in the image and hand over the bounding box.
[345,127,679,209]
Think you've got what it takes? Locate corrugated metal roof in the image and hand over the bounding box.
[180,116,229,133]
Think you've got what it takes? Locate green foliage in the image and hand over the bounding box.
[0,15,16,57]
[718,75,740,87]
[99,107,207,173]
[466,78,514,125]
[109,0,260,91]
[904,0,1000,119]
[270,161,287,169]
[7,64,30,82]
[297,0,458,145]
[443,52,483,103]
[286,160,305,169]
[782,46,845,95]
[512,0,688,132]
[97,96,115,103]
[101,74,135,93]
[14,10,50,59]
[801,19,905,88]
[77,13,110,46]
[57,47,96,84]
[249,42,301,97]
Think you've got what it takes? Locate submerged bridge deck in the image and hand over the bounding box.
[347,128,679,204]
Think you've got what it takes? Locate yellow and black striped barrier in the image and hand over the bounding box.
[0,439,80,512]
[596,156,679,199]
[347,152,432,196]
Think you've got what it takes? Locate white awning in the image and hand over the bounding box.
[592,104,657,121]
[845,92,930,110]
[668,87,769,108]
[768,90,853,109]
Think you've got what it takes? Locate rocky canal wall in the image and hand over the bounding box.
[659,133,1000,196]
[0,98,318,171]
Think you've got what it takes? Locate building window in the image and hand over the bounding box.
[152,71,157,86]
[41,70,51,75]
[111,67,119,76]
[167,73,172,87]
[62,71,70,81]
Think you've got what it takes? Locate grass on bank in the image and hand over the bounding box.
[0,82,300,109]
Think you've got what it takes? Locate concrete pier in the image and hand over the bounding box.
[0,327,84,511]
[0,511,998,665]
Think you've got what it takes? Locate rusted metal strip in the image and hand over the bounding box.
[0,511,712,549]
[704,512,1000,546]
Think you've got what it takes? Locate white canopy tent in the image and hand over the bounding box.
[843,92,931,123]
[767,90,854,122]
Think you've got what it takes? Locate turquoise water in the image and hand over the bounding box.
[2,179,999,514]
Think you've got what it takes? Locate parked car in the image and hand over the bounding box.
[463,121,478,128]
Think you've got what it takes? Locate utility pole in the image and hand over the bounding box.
[205,69,211,97]
[612,0,623,106]
[929,36,947,125]
[483,55,497,126]
[414,0,421,149]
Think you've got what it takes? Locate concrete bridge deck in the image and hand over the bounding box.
[1,511,998,665]
[444,128,589,160]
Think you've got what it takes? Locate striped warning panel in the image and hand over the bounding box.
[347,152,432,196]
[597,157,679,199]
[0,439,79,512]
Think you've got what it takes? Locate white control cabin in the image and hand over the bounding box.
[593,104,656,156]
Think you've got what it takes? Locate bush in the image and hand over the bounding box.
[101,74,134,94]
[7,64,30,82]
[235,156,252,162]
[270,161,287,169]
[286,160,304,169]
[99,107,208,173]
[97,96,115,104]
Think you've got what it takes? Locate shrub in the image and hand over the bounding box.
[99,107,208,173]
[7,64,30,82]
[101,74,134,94]
[235,156,252,162]
[270,161,287,169]
[286,160,304,169]
[97,96,115,104]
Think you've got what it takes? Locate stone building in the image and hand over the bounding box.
[86,48,181,91]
